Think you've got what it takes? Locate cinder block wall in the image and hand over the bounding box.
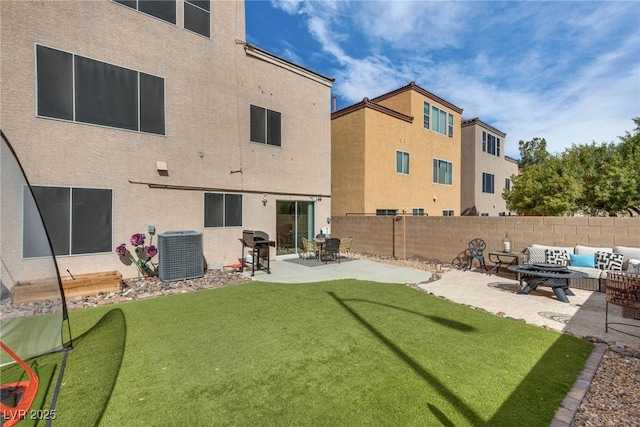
[331,216,640,264]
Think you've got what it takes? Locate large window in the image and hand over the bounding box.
[412,208,424,216]
[204,193,243,227]
[23,186,113,258]
[505,178,511,191]
[433,159,453,185]
[482,172,495,193]
[250,105,281,147]
[482,131,501,156]
[37,45,166,135]
[184,0,210,38]
[431,106,454,137]
[442,210,454,216]
[376,209,397,216]
[113,0,177,24]
[424,102,453,137]
[396,150,409,174]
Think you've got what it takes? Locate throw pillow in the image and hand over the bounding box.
[595,251,624,271]
[627,258,640,274]
[545,249,569,266]
[569,253,596,268]
[527,247,546,264]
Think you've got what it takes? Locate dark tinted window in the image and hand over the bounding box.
[138,0,176,24]
[225,194,243,227]
[250,105,266,144]
[71,188,113,254]
[36,46,73,120]
[113,0,137,9]
[25,186,113,257]
[75,56,138,130]
[184,1,210,37]
[204,193,224,227]
[140,73,166,135]
[204,193,243,228]
[27,186,70,257]
[187,0,209,11]
[36,45,165,135]
[250,105,281,147]
[267,110,281,146]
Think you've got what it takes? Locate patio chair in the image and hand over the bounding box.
[301,237,318,261]
[466,238,488,271]
[340,237,353,259]
[605,272,640,338]
[324,238,341,264]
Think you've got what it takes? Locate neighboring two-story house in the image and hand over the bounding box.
[0,0,333,279]
[461,118,519,216]
[331,82,463,217]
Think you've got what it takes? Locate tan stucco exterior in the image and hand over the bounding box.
[461,118,519,216]
[1,0,333,280]
[331,82,463,217]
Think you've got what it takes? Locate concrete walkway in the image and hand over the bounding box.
[242,256,433,285]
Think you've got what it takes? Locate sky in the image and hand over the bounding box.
[245,0,640,158]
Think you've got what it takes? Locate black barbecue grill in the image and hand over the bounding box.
[239,230,275,276]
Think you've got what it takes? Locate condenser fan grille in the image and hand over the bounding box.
[158,231,204,282]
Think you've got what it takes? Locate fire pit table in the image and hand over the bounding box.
[507,263,589,303]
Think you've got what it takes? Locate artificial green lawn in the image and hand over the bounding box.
[37,280,592,426]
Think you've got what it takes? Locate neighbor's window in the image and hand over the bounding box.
[482,131,501,157]
[433,159,453,185]
[423,101,430,129]
[113,0,177,24]
[37,45,166,135]
[376,209,398,216]
[480,213,489,216]
[396,150,409,175]
[204,193,243,227]
[431,106,454,137]
[250,105,281,146]
[504,178,511,190]
[412,208,424,216]
[482,172,495,193]
[442,210,454,216]
[184,0,210,38]
[23,186,113,258]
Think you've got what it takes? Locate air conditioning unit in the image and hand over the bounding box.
[158,231,204,282]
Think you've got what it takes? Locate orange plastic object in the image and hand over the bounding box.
[0,341,40,427]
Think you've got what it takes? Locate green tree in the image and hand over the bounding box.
[503,156,580,215]
[518,137,550,168]
[506,119,640,216]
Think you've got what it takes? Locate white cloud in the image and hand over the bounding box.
[267,0,640,158]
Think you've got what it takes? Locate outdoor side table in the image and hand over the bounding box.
[488,251,525,277]
[508,264,588,303]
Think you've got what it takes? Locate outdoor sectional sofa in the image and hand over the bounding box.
[525,244,640,293]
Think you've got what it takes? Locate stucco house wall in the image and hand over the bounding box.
[1,0,333,281]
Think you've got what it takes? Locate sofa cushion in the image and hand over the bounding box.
[545,249,569,266]
[575,245,612,256]
[569,266,604,280]
[532,244,575,254]
[596,251,624,271]
[526,246,546,264]
[628,259,640,274]
[569,253,596,268]
[614,246,640,270]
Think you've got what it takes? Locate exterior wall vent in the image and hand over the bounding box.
[157,230,204,282]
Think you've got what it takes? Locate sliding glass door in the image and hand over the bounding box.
[276,201,315,255]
